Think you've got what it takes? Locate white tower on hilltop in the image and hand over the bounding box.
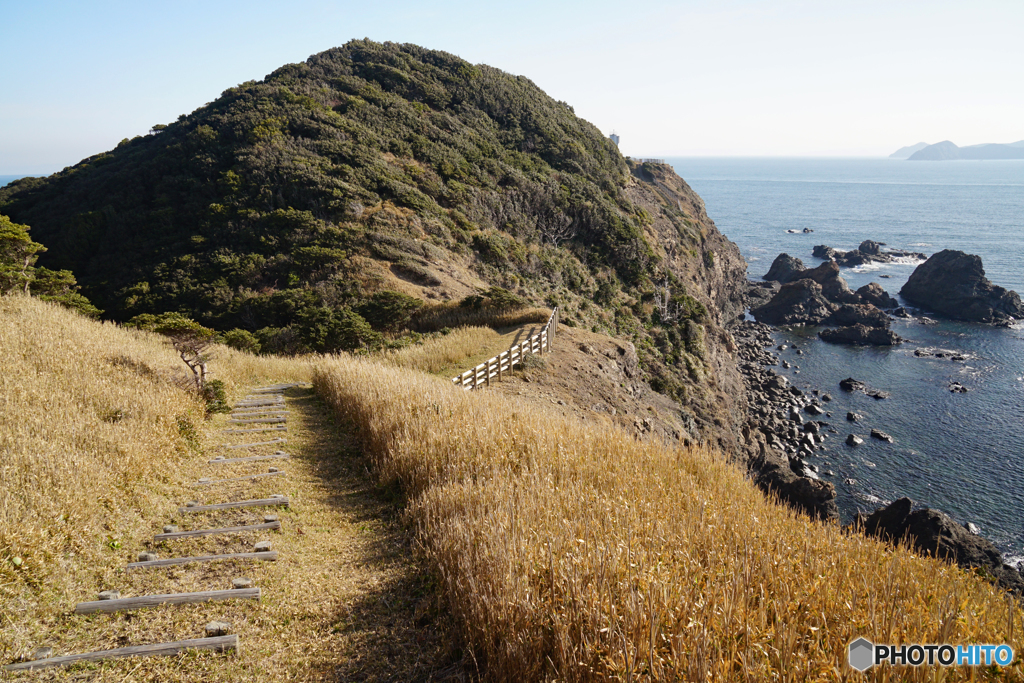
[609,131,620,146]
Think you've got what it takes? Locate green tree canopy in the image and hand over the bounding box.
[0,214,46,294]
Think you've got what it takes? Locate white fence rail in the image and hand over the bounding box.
[451,308,559,390]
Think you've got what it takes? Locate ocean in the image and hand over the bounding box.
[668,157,1024,558]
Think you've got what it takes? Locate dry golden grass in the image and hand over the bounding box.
[382,326,501,375]
[414,303,550,332]
[0,295,206,636]
[1,296,466,681]
[313,353,1024,682]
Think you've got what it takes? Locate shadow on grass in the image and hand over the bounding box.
[283,387,472,683]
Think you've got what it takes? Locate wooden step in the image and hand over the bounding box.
[74,588,260,614]
[227,417,286,424]
[230,409,289,415]
[3,635,238,671]
[127,551,278,570]
[224,438,286,450]
[210,452,290,464]
[155,521,281,541]
[223,425,286,434]
[194,471,286,486]
[235,399,284,407]
[178,496,289,514]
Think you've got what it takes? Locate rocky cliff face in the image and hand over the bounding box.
[627,163,836,518]
[623,161,748,454]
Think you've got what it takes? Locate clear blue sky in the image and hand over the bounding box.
[2,0,1022,174]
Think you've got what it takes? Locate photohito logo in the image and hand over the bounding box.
[848,638,1015,671]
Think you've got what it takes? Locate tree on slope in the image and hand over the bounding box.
[0,213,101,317]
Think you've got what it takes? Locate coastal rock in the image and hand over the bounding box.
[745,280,780,309]
[846,434,863,446]
[837,378,890,399]
[819,324,902,346]
[900,250,1024,323]
[749,441,838,520]
[763,254,806,283]
[827,303,890,328]
[840,378,866,392]
[847,411,861,422]
[856,282,899,309]
[861,497,1024,595]
[814,242,927,268]
[798,260,860,304]
[859,240,884,255]
[891,306,912,318]
[812,245,837,260]
[750,280,837,325]
[870,429,894,443]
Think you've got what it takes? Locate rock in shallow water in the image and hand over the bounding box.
[860,497,1024,594]
[870,429,894,443]
[900,249,1024,323]
[819,324,902,346]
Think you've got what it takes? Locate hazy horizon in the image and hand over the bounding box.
[2,0,1022,174]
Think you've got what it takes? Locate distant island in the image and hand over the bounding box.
[889,142,929,159]
[892,140,1024,160]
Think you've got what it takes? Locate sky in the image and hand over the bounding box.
[2,0,1023,174]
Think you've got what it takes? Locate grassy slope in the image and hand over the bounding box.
[314,346,1024,682]
[2,298,467,681]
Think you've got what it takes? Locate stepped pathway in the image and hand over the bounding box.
[6,384,461,681]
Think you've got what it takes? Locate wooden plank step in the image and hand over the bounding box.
[128,551,278,570]
[194,471,286,486]
[235,399,284,406]
[210,452,290,464]
[230,409,289,415]
[74,588,260,614]
[179,496,289,514]
[223,425,286,434]
[3,635,238,671]
[227,417,286,424]
[155,521,281,541]
[223,438,286,450]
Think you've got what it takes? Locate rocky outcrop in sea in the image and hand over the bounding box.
[812,240,926,267]
[751,255,901,345]
[857,497,1024,595]
[900,250,1024,324]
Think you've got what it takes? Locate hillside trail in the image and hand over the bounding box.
[196,384,466,681]
[5,384,464,682]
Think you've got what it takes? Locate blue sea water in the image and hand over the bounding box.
[667,157,1024,558]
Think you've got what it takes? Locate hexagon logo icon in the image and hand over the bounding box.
[848,637,874,672]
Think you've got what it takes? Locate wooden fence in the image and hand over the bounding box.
[451,308,558,390]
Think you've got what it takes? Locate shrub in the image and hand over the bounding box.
[297,305,383,352]
[201,378,231,414]
[222,328,262,354]
[356,290,424,331]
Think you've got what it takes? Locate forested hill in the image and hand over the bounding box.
[2,40,634,325]
[0,40,745,415]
